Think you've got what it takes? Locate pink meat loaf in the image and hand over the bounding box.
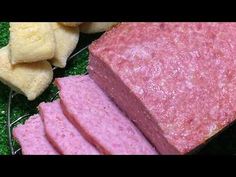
[38,100,99,155]
[89,22,236,154]
[55,75,157,155]
[13,115,59,155]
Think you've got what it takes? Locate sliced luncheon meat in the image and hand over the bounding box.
[13,115,59,155]
[38,100,99,155]
[89,22,236,154]
[55,75,157,155]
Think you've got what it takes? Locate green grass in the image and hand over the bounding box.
[0,22,10,154]
[0,22,9,48]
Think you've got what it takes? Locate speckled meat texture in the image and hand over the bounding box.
[55,75,157,155]
[13,115,59,155]
[89,22,236,154]
[39,100,99,155]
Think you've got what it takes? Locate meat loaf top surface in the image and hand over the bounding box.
[39,100,100,155]
[89,22,236,154]
[55,75,157,155]
[13,115,59,155]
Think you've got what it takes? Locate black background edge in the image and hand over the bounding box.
[0,155,235,175]
[1,0,236,22]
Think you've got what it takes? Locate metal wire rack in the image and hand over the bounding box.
[6,45,89,155]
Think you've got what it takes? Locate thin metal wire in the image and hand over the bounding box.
[10,114,30,127]
[11,92,19,98]
[6,45,89,155]
[52,45,88,71]
[68,45,88,62]
[14,148,21,154]
[50,91,59,102]
[7,89,15,155]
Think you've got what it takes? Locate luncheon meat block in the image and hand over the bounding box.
[55,75,157,155]
[39,100,99,155]
[13,115,59,155]
[89,22,236,154]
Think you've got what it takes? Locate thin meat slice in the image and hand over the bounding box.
[13,115,59,155]
[89,22,236,154]
[55,75,157,155]
[38,100,99,155]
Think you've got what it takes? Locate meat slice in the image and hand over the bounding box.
[55,75,157,155]
[13,115,59,155]
[38,100,99,155]
[89,22,236,154]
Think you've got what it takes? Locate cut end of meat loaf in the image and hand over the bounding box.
[89,53,179,154]
[55,75,158,155]
[38,100,100,155]
[13,115,59,155]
